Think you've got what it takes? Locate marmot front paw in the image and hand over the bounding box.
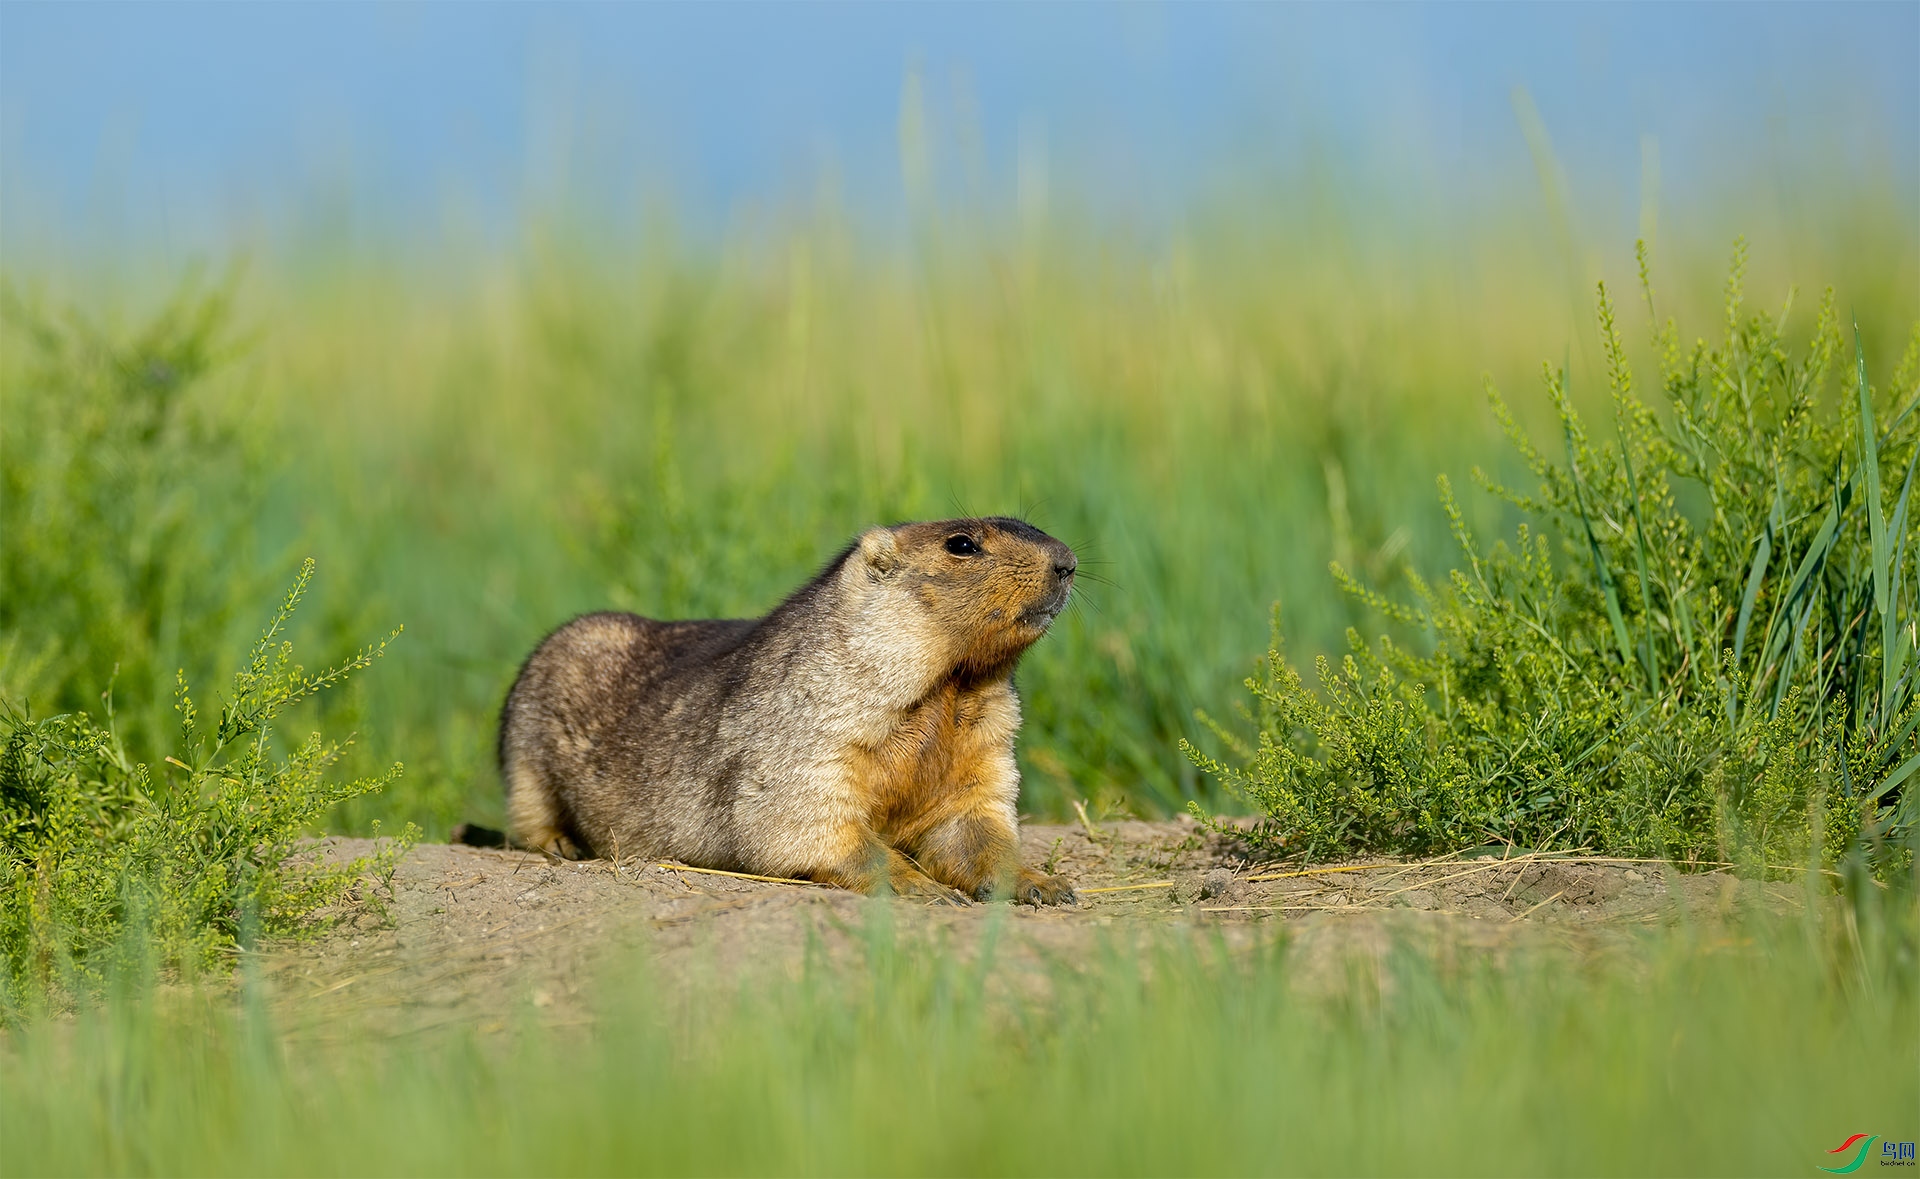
[1008,870,1076,907]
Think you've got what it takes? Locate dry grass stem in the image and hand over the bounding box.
[1079,881,1178,895]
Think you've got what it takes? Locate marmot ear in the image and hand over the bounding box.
[858,528,902,580]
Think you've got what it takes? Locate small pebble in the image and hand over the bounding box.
[1624,870,1645,883]
[1199,868,1235,900]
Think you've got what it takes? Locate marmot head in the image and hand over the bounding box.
[847,516,1077,683]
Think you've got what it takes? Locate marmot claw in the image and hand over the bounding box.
[1016,872,1078,907]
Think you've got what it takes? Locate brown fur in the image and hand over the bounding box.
[497,517,1078,904]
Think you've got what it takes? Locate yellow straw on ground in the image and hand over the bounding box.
[1244,863,1390,883]
[654,863,820,886]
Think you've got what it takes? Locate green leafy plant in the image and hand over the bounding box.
[0,273,263,762]
[0,560,411,1005]
[1188,243,1919,872]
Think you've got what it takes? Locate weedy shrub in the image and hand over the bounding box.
[0,274,262,761]
[0,561,411,1007]
[1189,243,1919,872]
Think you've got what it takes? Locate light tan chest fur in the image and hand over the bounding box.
[845,679,1021,845]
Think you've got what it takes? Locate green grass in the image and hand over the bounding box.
[1189,247,1919,870]
[1,561,412,1003]
[3,193,1916,1035]
[3,897,1914,1177]
[4,200,1914,838]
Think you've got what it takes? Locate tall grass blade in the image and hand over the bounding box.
[1729,485,1787,724]
[1771,597,1816,720]
[1756,475,1849,703]
[1560,385,1637,677]
[1885,446,1918,724]
[1870,750,1919,802]
[1890,391,1920,441]
[1618,430,1661,692]
[1856,320,1893,725]
[1732,528,1772,674]
[1879,708,1920,771]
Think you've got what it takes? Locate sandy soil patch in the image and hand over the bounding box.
[263,820,1799,1036]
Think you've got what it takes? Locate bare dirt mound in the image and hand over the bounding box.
[264,819,1798,1036]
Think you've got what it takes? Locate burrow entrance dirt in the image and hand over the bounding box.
[265,820,1801,1037]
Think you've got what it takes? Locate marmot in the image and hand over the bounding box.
[494,517,1079,905]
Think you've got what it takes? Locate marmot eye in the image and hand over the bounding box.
[944,534,981,556]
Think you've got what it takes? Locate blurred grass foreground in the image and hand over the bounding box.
[5,184,1913,837]
[6,901,1916,1176]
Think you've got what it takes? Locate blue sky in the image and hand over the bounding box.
[3,2,1914,255]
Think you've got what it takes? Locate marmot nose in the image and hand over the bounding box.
[1053,554,1077,581]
